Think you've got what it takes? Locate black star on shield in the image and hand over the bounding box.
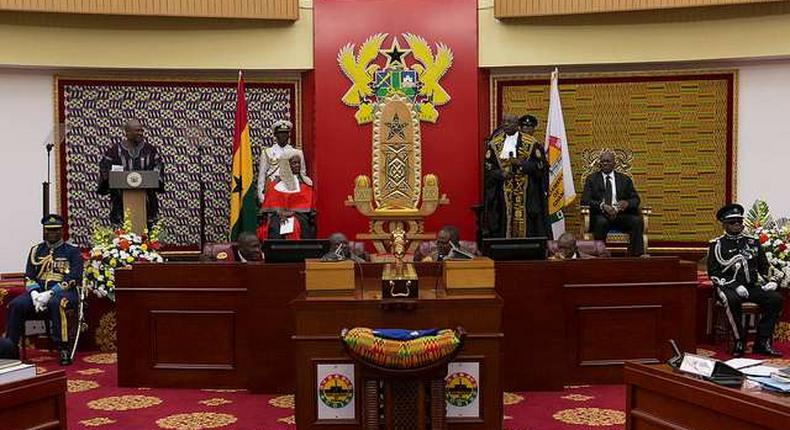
[380,38,411,69]
[385,114,408,140]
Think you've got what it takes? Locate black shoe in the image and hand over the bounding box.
[731,340,744,357]
[752,339,783,357]
[58,348,72,366]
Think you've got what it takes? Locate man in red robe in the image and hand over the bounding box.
[257,153,315,240]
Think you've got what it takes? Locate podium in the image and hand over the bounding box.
[109,170,160,234]
[293,263,503,430]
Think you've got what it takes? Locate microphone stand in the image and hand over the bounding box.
[43,142,54,217]
[198,142,207,248]
[188,125,207,248]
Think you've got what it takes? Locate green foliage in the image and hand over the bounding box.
[745,199,775,233]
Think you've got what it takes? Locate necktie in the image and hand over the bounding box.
[605,175,613,206]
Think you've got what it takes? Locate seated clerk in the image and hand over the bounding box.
[549,232,599,260]
[321,232,369,263]
[200,231,263,262]
[413,225,473,262]
[257,153,316,240]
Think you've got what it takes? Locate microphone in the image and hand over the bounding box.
[449,241,474,260]
[335,242,346,260]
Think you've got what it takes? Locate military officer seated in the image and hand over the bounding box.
[2,214,83,365]
[707,204,784,357]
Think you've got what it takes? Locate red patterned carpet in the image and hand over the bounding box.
[26,341,790,429]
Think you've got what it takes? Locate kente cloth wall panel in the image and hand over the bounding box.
[58,79,296,247]
[496,72,735,244]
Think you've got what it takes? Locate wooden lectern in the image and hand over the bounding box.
[109,170,160,234]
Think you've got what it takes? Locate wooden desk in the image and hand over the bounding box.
[116,257,696,393]
[0,370,67,430]
[115,263,300,393]
[625,362,790,430]
[292,267,503,430]
[497,257,697,390]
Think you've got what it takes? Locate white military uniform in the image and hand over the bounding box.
[256,120,312,203]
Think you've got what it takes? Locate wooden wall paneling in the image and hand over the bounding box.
[0,0,299,20]
[494,0,787,18]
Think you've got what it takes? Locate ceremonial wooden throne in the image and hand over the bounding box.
[346,94,449,254]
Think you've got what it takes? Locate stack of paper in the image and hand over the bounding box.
[723,358,763,369]
[748,376,790,393]
[0,360,36,384]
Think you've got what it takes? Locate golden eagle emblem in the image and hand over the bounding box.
[337,33,453,125]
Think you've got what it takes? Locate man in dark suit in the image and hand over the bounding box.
[580,151,645,256]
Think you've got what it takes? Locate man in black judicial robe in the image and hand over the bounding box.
[482,115,528,238]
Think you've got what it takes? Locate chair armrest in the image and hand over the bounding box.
[640,206,652,234]
[580,205,591,238]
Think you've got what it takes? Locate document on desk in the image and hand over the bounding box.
[740,365,779,377]
[723,358,763,369]
[280,217,295,235]
[748,376,790,393]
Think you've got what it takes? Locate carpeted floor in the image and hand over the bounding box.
[26,341,790,429]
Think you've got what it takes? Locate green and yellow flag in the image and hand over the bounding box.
[229,71,257,240]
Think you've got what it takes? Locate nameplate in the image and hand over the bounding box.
[304,259,355,296]
[679,353,716,378]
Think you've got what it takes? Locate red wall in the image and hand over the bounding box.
[313,0,480,242]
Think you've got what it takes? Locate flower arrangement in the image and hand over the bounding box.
[744,199,790,288]
[84,212,164,301]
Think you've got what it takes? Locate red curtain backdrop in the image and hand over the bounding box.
[313,0,480,242]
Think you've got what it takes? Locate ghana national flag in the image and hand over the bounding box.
[229,71,257,239]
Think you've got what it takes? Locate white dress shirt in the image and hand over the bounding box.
[499,132,519,160]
